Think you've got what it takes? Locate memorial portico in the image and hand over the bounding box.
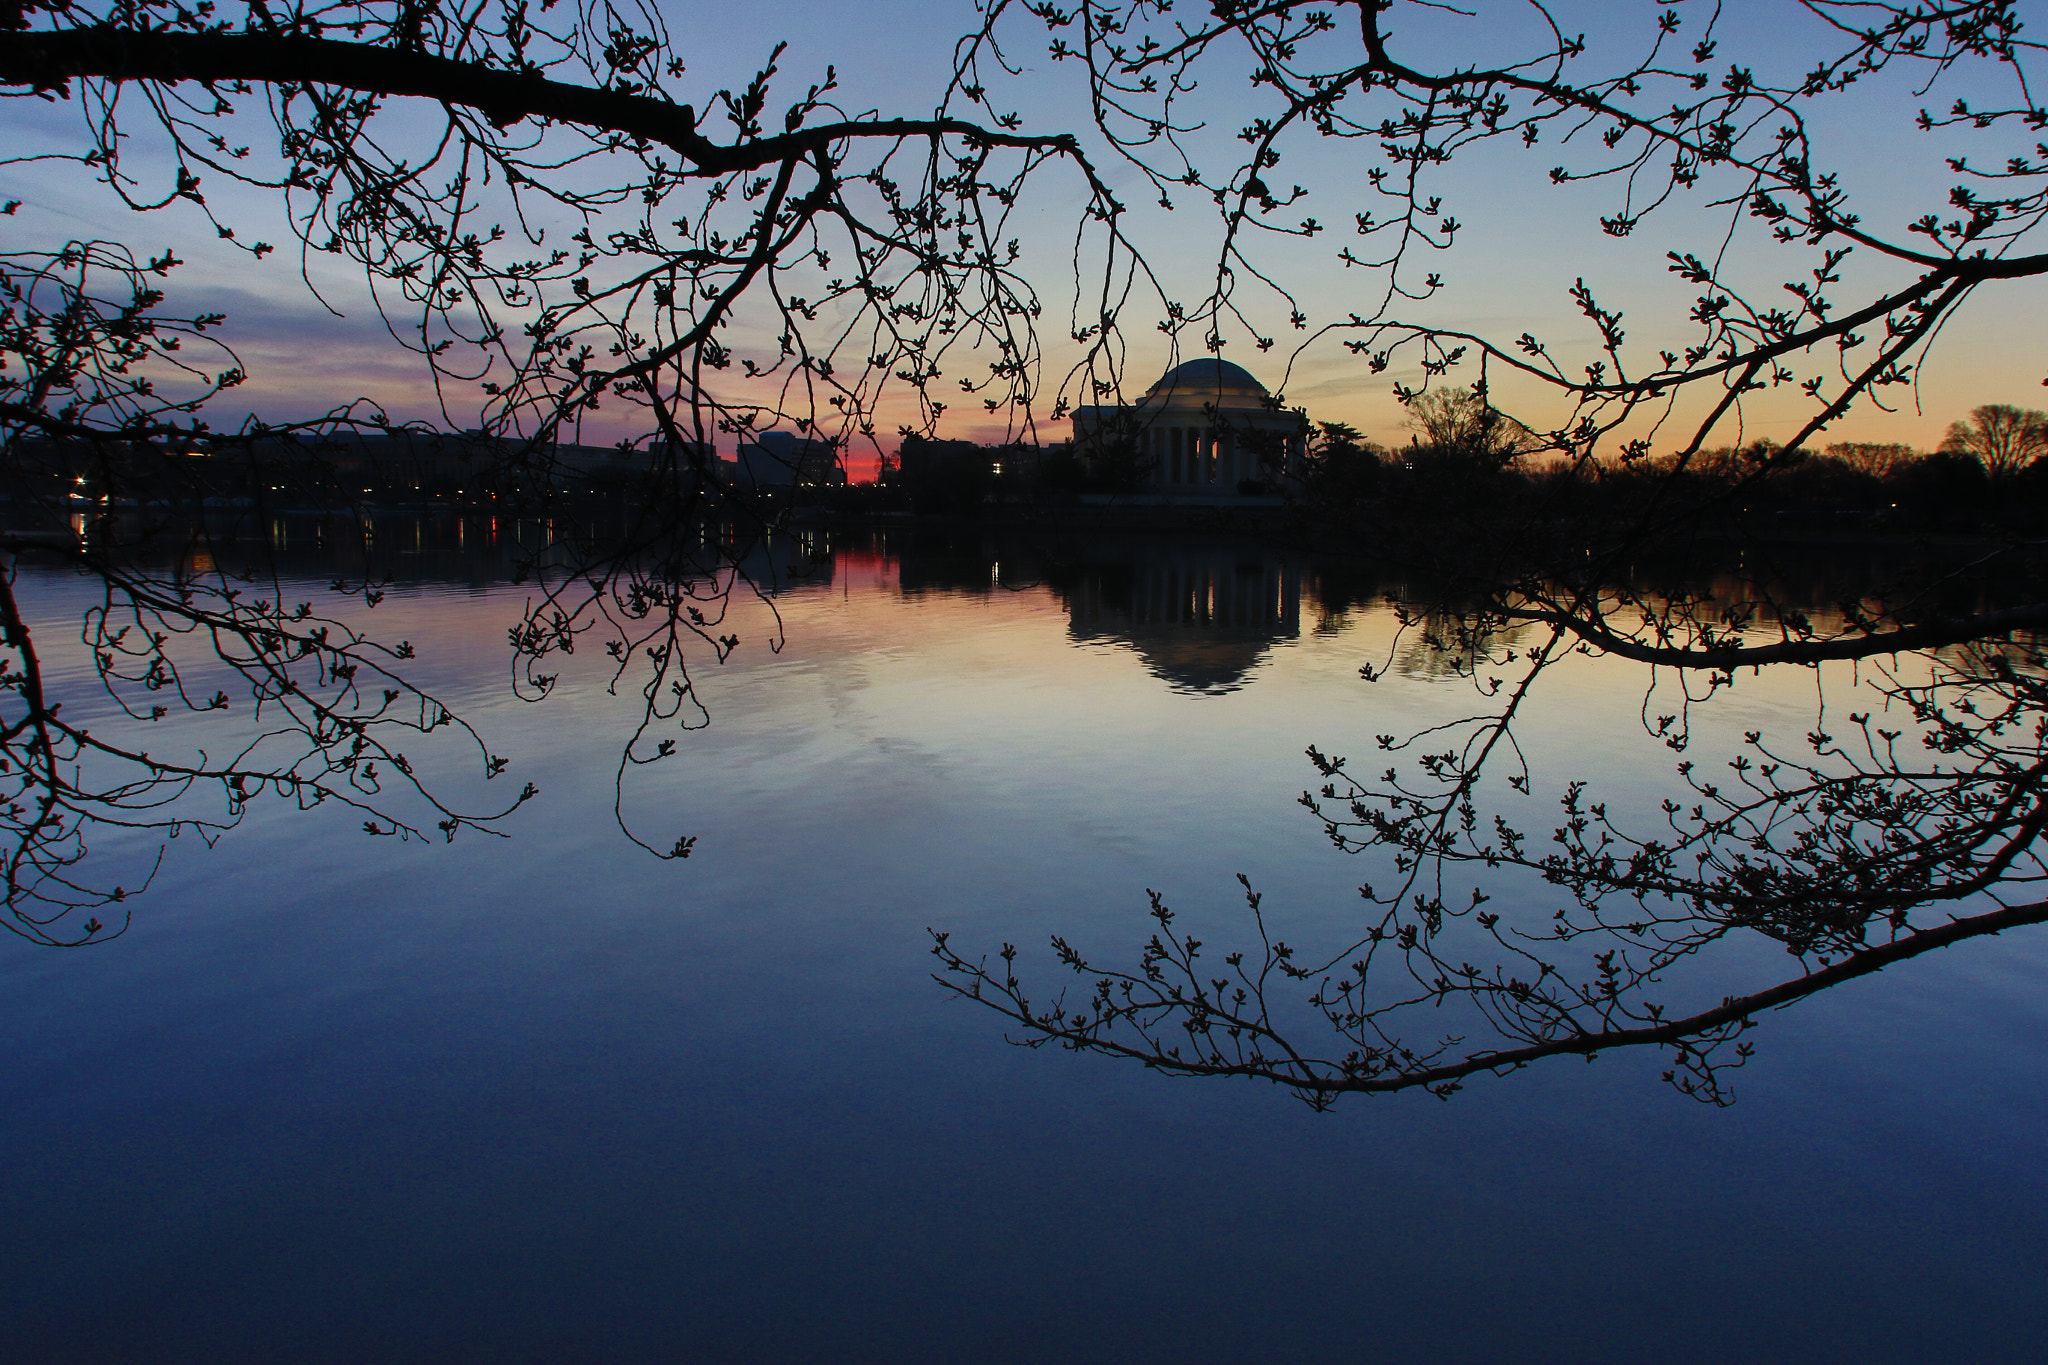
[1070,359,1309,499]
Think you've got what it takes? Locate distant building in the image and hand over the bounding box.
[643,439,719,477]
[894,436,1051,513]
[11,428,730,510]
[1070,359,1308,498]
[731,431,844,489]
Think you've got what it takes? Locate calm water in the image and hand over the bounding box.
[3,525,2044,1362]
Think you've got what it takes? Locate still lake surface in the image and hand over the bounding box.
[2,521,2045,1362]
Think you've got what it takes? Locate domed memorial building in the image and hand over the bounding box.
[1070,359,1309,500]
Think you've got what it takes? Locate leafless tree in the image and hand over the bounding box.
[0,242,535,943]
[935,560,2048,1104]
[979,0,2046,472]
[0,0,1145,939]
[1825,440,1919,478]
[1942,403,2048,478]
[932,1,2048,1105]
[6,0,2048,1070]
[1400,388,1533,466]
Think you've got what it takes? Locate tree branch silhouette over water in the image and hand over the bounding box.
[0,0,1124,939]
[0,242,545,942]
[928,0,2048,1103]
[934,572,2048,1104]
[5,0,2048,1113]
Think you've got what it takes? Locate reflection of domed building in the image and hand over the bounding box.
[1071,360,1309,498]
[1060,543,1301,693]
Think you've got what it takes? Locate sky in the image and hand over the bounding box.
[3,0,2042,476]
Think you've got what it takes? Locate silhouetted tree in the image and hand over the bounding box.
[9,0,2048,1104]
[1300,420,1384,509]
[0,243,535,942]
[1890,447,1994,523]
[933,1,2048,1105]
[1942,404,2048,480]
[1827,442,1920,479]
[896,434,994,516]
[1401,390,1534,469]
[0,0,1125,939]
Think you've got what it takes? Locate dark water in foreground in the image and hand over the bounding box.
[2,526,2044,1363]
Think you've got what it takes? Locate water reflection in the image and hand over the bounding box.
[165,509,2048,700]
[775,526,1306,693]
[7,515,2048,1361]
[1051,543,1300,694]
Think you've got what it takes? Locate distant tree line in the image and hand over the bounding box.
[1300,400,2048,535]
[879,399,2048,533]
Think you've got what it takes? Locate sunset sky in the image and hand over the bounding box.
[6,0,2041,476]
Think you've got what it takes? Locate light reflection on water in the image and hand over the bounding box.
[2,524,2044,1363]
